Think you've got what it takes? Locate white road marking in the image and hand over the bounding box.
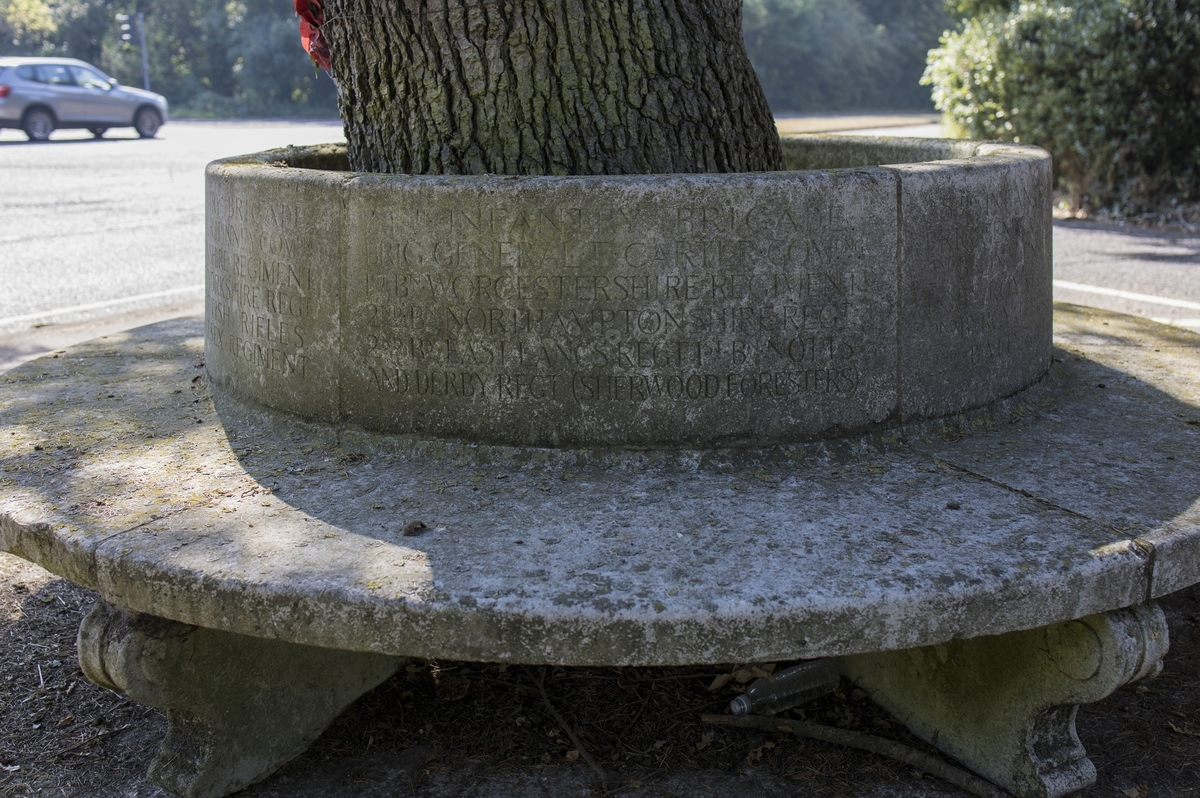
[1152,318,1200,328]
[1055,280,1200,312]
[0,285,204,328]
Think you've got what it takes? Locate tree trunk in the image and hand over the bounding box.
[322,0,784,175]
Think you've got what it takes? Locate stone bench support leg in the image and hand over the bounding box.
[840,604,1168,798]
[76,600,402,798]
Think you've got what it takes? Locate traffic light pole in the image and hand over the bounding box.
[116,12,151,91]
[137,13,150,91]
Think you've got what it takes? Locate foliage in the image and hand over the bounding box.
[743,0,952,113]
[4,0,957,118]
[925,0,1200,211]
[0,0,56,45]
[227,6,336,114]
[0,0,337,118]
[944,0,1017,17]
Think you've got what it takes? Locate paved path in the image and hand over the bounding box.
[774,113,941,136]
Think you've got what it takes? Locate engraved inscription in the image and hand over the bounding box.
[205,194,318,380]
[350,195,882,407]
[897,159,1052,422]
[914,179,1050,365]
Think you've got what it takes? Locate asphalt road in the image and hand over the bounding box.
[0,120,344,329]
[1,119,1197,373]
[1053,221,1200,328]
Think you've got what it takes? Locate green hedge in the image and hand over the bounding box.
[925,0,1200,211]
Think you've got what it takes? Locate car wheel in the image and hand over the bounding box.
[134,108,161,139]
[90,127,108,139]
[22,108,55,142]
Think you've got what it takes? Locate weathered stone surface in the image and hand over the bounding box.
[893,144,1054,420]
[1,306,1197,666]
[341,170,897,446]
[841,603,1169,798]
[204,136,1050,446]
[778,135,978,171]
[205,160,345,422]
[78,599,401,798]
[917,305,1200,600]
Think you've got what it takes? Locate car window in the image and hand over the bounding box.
[70,66,110,91]
[15,65,37,81]
[35,65,76,86]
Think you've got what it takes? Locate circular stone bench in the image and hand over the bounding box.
[2,133,1197,798]
[2,307,1197,798]
[5,308,1194,665]
[204,136,1052,447]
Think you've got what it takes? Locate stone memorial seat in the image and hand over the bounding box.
[2,136,1198,798]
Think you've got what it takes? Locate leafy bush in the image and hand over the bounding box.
[925,0,1200,211]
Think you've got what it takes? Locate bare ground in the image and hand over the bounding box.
[2,551,1197,798]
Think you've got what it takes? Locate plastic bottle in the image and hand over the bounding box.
[728,658,840,716]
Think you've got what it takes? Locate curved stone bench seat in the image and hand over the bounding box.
[3,308,1196,666]
[204,136,1052,447]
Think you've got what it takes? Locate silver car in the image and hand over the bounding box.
[0,57,169,141]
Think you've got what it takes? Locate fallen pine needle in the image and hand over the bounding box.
[1168,721,1200,738]
[700,714,1011,798]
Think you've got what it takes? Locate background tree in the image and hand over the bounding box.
[230,1,339,113]
[5,1,960,130]
[858,0,952,107]
[742,0,951,113]
[2,0,339,117]
[944,0,1015,17]
[0,0,58,52]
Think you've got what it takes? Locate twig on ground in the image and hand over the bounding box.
[701,714,1011,798]
[537,668,610,790]
[45,724,133,761]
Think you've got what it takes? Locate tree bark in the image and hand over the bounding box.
[322,0,784,175]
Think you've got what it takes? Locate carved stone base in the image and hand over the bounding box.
[77,600,402,798]
[841,604,1168,798]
